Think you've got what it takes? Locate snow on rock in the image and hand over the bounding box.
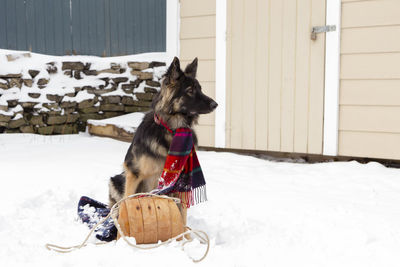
[87,112,145,133]
[63,90,94,103]
[1,134,400,266]
[0,49,170,77]
[0,109,13,116]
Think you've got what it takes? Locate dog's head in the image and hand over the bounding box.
[153,57,218,121]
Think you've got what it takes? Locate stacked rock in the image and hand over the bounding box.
[0,57,166,135]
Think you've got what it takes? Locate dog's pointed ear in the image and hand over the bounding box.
[166,57,182,82]
[184,57,198,78]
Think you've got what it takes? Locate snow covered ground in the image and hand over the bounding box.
[1,133,400,267]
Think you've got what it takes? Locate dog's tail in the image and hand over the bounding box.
[108,173,125,207]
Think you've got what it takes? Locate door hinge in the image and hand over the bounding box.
[311,25,336,40]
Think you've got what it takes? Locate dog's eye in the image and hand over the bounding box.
[186,87,194,95]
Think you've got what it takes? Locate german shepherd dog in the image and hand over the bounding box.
[108,57,217,223]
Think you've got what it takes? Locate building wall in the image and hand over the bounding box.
[339,0,400,160]
[180,0,216,147]
[225,0,326,154]
[0,0,166,56]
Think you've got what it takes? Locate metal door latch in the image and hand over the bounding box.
[311,25,336,40]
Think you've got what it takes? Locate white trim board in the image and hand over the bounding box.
[323,0,341,156]
[215,0,227,148]
[166,0,180,62]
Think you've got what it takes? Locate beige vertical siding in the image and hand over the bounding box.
[180,0,216,147]
[226,0,326,153]
[339,0,400,160]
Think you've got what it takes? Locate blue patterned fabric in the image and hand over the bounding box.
[77,196,117,241]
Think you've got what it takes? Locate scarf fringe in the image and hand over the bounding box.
[178,185,207,208]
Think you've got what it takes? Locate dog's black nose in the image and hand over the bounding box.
[210,101,218,110]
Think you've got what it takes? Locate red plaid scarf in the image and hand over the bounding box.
[154,114,207,208]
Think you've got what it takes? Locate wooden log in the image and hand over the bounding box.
[117,200,130,239]
[126,198,144,244]
[87,123,133,143]
[154,198,172,242]
[139,198,158,244]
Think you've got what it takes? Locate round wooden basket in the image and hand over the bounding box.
[117,196,184,244]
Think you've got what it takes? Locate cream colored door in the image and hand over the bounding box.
[226,0,326,154]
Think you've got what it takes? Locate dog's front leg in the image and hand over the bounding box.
[179,205,190,240]
[170,192,191,240]
[124,169,143,198]
[180,206,187,226]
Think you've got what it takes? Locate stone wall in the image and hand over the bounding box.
[0,53,166,134]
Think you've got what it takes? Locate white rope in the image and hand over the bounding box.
[45,193,210,263]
